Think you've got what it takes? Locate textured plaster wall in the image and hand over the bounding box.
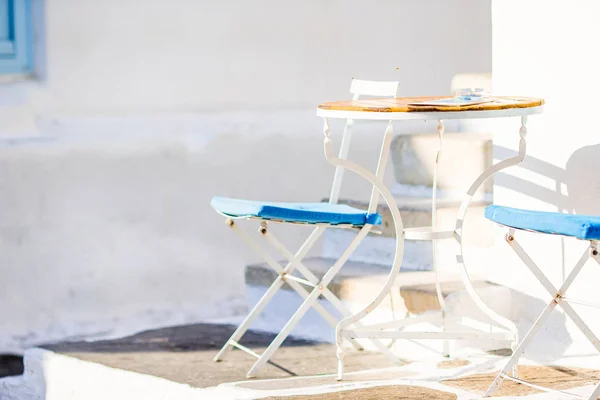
[489,0,600,357]
[0,0,491,351]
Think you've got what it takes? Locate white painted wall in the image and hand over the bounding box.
[0,0,491,352]
[489,0,600,358]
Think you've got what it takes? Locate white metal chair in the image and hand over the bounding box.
[211,78,402,378]
[484,205,600,399]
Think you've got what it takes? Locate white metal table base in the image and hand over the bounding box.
[484,233,600,399]
[331,117,531,380]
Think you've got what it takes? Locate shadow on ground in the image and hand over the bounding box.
[39,323,394,388]
[0,354,24,378]
[44,323,316,353]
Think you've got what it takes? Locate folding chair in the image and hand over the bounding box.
[484,205,600,399]
[211,79,402,378]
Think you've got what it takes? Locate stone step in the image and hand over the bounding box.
[244,256,509,349]
[397,272,492,315]
[321,230,433,271]
[245,257,493,315]
[390,132,492,193]
[320,198,493,269]
[390,118,493,188]
[329,197,491,241]
[245,257,390,300]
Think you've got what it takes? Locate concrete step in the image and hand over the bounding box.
[321,230,432,271]
[391,133,492,193]
[330,197,491,240]
[399,274,492,315]
[244,257,502,344]
[321,198,493,269]
[245,257,390,300]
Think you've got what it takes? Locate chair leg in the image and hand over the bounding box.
[486,234,594,397]
[587,382,600,400]
[336,335,344,381]
[583,244,600,400]
[214,275,286,362]
[247,285,323,377]
[263,229,401,362]
[247,226,371,377]
[511,334,519,378]
[485,299,557,396]
[257,229,365,352]
[215,222,337,362]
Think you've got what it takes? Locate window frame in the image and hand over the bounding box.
[0,0,32,75]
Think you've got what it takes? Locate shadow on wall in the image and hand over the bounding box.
[492,142,600,361]
[495,142,600,215]
[494,146,570,213]
[565,144,600,216]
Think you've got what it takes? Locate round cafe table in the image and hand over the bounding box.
[316,96,545,379]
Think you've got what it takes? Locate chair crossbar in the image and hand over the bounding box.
[213,223,348,366]
[237,223,351,333]
[244,224,403,377]
[250,217,383,233]
[216,213,382,232]
[228,340,261,359]
[283,274,316,287]
[215,205,385,234]
[264,229,364,322]
[216,218,401,377]
[484,232,600,400]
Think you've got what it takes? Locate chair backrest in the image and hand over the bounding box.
[328,78,399,204]
[349,79,399,99]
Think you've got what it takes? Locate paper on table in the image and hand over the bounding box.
[408,97,495,107]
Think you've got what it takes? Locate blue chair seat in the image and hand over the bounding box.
[485,205,600,240]
[211,196,382,226]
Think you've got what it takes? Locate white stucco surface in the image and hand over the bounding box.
[1,0,492,128]
[0,0,491,352]
[489,0,600,356]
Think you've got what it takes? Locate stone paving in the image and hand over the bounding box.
[2,323,592,399]
[43,323,394,388]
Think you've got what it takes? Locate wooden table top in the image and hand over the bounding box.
[317,96,544,113]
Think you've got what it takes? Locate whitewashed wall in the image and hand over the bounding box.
[489,0,600,358]
[0,0,491,352]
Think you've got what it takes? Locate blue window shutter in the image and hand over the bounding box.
[0,0,14,55]
[0,0,10,38]
[0,0,32,74]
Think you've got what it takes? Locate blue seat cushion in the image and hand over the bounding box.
[485,205,600,240]
[211,196,381,226]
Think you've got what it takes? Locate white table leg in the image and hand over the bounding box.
[432,120,449,357]
[453,116,530,350]
[320,118,406,380]
[325,115,533,381]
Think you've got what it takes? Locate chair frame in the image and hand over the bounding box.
[213,79,402,378]
[484,228,600,399]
